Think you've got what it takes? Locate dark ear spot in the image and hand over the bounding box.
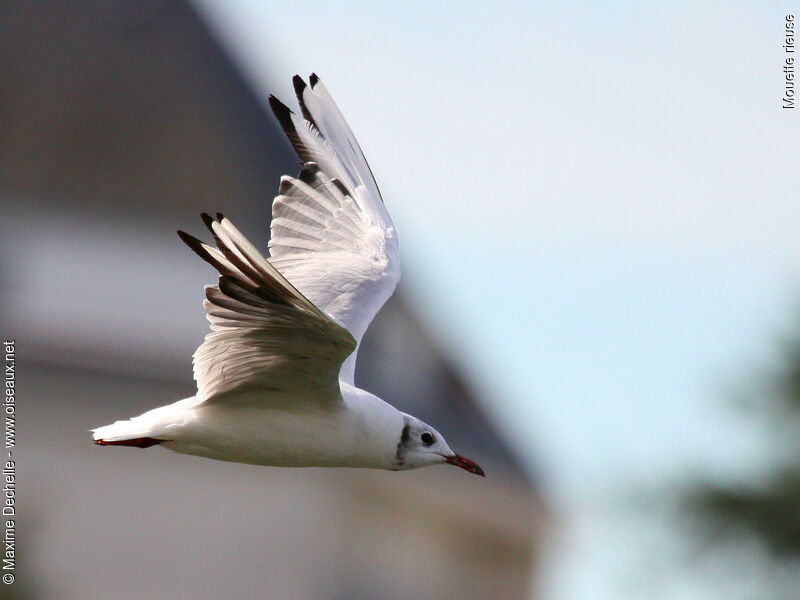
[400,423,410,444]
[395,418,412,463]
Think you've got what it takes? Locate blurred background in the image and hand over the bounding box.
[1,1,799,599]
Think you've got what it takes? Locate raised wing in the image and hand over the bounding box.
[179,213,356,403]
[267,75,400,384]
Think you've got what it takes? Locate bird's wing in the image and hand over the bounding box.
[179,213,356,404]
[267,75,400,385]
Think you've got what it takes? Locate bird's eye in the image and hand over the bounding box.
[421,432,435,446]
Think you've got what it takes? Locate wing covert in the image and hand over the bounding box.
[179,214,356,403]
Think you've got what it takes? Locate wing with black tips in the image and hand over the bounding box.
[266,75,401,385]
[179,213,356,403]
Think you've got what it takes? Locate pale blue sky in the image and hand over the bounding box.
[194,1,800,596]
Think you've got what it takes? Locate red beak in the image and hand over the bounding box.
[445,454,485,477]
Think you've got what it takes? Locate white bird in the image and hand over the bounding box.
[92,74,484,477]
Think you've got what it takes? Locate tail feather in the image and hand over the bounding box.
[91,396,198,446]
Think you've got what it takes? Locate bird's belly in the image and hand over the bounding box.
[161,403,378,469]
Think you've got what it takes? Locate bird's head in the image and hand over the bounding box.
[394,415,485,476]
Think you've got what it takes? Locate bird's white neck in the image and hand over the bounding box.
[339,382,405,469]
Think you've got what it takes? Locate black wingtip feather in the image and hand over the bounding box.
[292,74,307,97]
[201,212,214,230]
[216,212,225,222]
[269,93,317,165]
[178,229,216,266]
[269,94,295,127]
[177,229,201,247]
[309,73,319,87]
[293,75,318,128]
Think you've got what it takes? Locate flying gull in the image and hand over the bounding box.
[92,74,484,477]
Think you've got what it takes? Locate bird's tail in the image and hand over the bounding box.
[91,397,198,447]
[91,417,164,447]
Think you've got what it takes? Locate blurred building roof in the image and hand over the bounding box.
[0,0,293,221]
